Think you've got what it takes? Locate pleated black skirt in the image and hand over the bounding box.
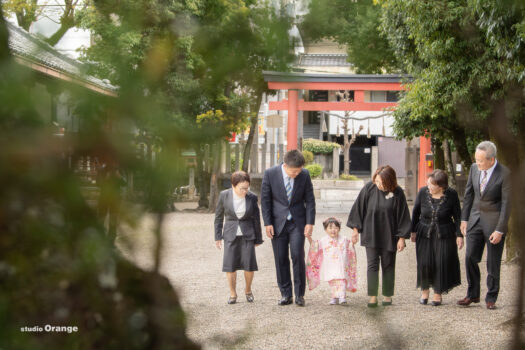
[222,236,258,272]
[416,232,461,294]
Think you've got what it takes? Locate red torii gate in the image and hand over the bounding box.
[263,71,433,189]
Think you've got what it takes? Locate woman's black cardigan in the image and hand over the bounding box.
[411,187,463,239]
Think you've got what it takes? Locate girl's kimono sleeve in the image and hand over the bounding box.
[306,240,323,290]
[344,239,358,292]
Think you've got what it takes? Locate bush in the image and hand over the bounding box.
[303,138,341,154]
[230,154,243,172]
[305,163,323,179]
[339,174,359,180]
[302,150,314,164]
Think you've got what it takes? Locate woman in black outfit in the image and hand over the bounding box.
[411,169,463,306]
[347,165,412,307]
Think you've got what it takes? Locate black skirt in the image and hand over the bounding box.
[222,236,258,272]
[416,230,461,294]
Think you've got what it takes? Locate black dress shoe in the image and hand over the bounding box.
[420,298,428,305]
[295,296,305,307]
[431,300,442,306]
[278,296,293,306]
[367,301,378,308]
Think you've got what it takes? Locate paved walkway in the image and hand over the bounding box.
[118,204,519,350]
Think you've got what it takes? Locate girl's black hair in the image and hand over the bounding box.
[322,217,341,229]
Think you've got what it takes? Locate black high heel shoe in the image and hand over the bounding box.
[368,297,378,308]
[431,295,442,306]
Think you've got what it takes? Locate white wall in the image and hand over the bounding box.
[328,111,395,137]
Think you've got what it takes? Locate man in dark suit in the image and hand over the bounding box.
[261,150,316,306]
[458,141,511,310]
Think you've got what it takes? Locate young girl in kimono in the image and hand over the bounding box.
[306,217,357,305]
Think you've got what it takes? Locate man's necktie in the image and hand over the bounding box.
[285,179,292,220]
[480,170,488,193]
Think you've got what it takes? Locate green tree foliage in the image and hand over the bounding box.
[378,0,525,267]
[0,4,200,348]
[79,0,292,209]
[191,0,293,173]
[301,0,398,73]
[3,0,90,45]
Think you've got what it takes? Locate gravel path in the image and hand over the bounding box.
[118,204,520,350]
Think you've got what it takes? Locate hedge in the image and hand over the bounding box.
[305,163,323,179]
[303,138,341,154]
[302,150,314,164]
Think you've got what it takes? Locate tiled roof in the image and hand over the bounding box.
[263,70,411,83]
[295,54,352,67]
[6,22,116,93]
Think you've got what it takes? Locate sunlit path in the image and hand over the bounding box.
[119,204,519,350]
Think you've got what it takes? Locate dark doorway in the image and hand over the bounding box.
[337,135,376,175]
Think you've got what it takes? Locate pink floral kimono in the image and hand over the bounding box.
[306,235,357,295]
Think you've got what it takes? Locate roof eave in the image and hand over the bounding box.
[14,55,118,97]
[263,70,411,83]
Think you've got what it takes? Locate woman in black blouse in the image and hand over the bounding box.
[411,169,463,306]
[347,165,412,307]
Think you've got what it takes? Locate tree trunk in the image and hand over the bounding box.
[484,89,525,350]
[16,13,32,31]
[443,139,457,188]
[451,127,473,171]
[45,22,74,46]
[432,137,445,170]
[208,142,221,213]
[0,9,10,62]
[242,94,263,172]
[195,146,209,208]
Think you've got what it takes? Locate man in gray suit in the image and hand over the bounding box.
[261,150,316,306]
[457,141,511,310]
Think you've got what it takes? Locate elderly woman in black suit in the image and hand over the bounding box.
[411,169,463,306]
[215,171,263,304]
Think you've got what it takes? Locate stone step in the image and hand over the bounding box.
[312,179,366,190]
[315,200,356,214]
[311,179,364,213]
[319,188,361,200]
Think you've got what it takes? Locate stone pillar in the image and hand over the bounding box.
[371,146,379,177]
[332,147,340,178]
